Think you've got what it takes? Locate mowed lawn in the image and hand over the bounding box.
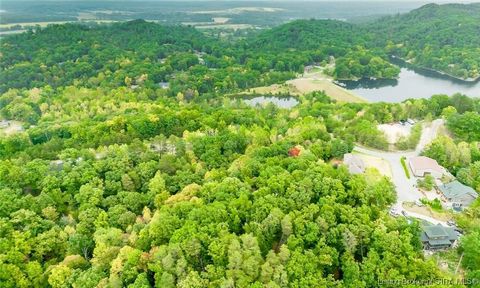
[239,74,367,103]
[288,78,366,103]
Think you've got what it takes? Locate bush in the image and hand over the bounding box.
[396,123,422,150]
[401,156,410,179]
[421,198,443,211]
[417,174,435,191]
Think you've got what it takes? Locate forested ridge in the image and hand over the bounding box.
[1,3,480,287]
[366,3,480,80]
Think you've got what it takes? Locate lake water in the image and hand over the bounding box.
[340,61,480,103]
[241,96,299,108]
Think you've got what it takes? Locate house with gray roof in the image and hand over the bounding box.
[438,180,478,211]
[343,153,365,175]
[420,224,458,250]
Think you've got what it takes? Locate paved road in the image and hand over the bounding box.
[354,119,448,225]
[402,210,449,226]
[354,146,421,203]
[416,119,444,154]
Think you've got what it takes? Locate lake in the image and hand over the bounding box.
[240,96,299,108]
[340,61,480,103]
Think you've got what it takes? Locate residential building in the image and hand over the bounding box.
[438,180,478,211]
[420,224,458,250]
[409,156,445,178]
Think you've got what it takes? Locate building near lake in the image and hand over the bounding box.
[409,156,445,178]
[420,224,458,250]
[343,153,365,175]
[438,180,478,211]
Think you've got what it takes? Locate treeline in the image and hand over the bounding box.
[0,21,298,95]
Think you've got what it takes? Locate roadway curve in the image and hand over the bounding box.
[354,119,447,225]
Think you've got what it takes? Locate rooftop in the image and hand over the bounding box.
[409,156,444,173]
[421,224,457,242]
[438,180,478,201]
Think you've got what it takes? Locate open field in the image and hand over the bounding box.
[195,24,253,30]
[190,7,285,14]
[213,17,230,24]
[353,151,392,177]
[0,30,26,35]
[0,121,24,136]
[0,20,119,29]
[288,78,366,102]
[378,123,412,144]
[240,69,366,103]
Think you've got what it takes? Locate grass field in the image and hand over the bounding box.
[353,151,392,177]
[240,74,366,103]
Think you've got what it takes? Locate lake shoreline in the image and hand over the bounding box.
[391,55,480,83]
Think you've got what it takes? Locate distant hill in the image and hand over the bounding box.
[247,19,364,52]
[367,3,480,80]
[248,3,480,81]
[245,19,399,80]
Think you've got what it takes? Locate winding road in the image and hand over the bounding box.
[354,119,448,226]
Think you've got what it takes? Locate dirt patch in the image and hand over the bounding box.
[0,120,24,136]
[212,17,230,24]
[353,151,392,177]
[403,202,453,221]
[378,123,411,144]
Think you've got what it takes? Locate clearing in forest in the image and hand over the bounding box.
[240,67,366,103]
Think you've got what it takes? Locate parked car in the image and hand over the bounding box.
[402,210,408,217]
[415,200,424,207]
[447,220,456,226]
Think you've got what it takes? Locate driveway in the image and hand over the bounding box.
[354,146,421,203]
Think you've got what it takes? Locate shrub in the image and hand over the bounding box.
[400,156,410,179]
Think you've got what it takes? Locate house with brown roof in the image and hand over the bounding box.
[409,156,445,178]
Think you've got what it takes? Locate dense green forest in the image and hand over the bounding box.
[0,19,400,95]
[4,84,480,287]
[1,3,480,287]
[367,3,480,80]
